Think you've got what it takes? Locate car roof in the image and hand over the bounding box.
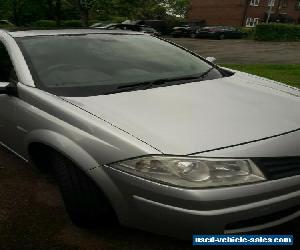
[6,29,143,38]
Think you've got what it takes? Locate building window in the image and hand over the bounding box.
[281,0,288,8]
[250,0,260,6]
[296,0,300,9]
[246,17,260,27]
[268,0,275,7]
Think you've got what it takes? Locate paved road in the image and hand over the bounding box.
[168,38,300,64]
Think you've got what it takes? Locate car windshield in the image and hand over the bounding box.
[18,33,221,96]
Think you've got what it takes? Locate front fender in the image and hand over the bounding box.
[25,129,99,172]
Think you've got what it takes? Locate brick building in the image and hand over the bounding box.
[188,0,300,27]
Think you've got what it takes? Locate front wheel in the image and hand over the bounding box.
[52,154,115,228]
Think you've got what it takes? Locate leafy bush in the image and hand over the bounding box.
[239,27,255,39]
[0,25,13,30]
[110,16,127,23]
[164,16,185,34]
[0,20,15,29]
[34,20,57,28]
[62,20,83,28]
[255,24,300,41]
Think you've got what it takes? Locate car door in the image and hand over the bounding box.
[0,40,20,152]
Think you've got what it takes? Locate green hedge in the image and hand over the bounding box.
[110,16,127,23]
[33,19,85,28]
[34,20,57,28]
[0,25,14,29]
[239,27,255,39]
[255,24,300,41]
[62,20,83,28]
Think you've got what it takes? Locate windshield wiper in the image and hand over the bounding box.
[116,67,215,92]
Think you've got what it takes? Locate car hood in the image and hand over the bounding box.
[64,71,300,155]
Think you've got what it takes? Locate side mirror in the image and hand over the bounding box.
[0,82,10,95]
[206,57,217,63]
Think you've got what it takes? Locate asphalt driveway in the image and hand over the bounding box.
[168,38,300,64]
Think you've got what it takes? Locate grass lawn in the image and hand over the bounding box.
[222,64,300,89]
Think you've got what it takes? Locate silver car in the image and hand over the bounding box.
[0,29,299,239]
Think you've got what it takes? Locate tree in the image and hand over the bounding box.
[116,0,169,19]
[0,0,10,20]
[242,0,251,26]
[0,0,190,26]
[45,0,62,25]
[160,0,190,17]
[75,0,96,26]
[133,0,167,19]
[11,0,26,25]
[0,0,52,26]
[275,0,283,15]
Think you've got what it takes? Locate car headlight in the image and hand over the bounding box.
[109,156,266,188]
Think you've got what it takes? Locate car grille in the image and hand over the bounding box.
[253,157,300,180]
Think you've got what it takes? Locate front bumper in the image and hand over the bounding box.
[89,165,300,239]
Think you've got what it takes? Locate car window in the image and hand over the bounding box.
[115,25,124,30]
[17,34,222,96]
[226,27,235,31]
[107,25,117,30]
[0,42,17,82]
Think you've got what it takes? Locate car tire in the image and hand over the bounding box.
[190,33,197,39]
[52,154,115,228]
